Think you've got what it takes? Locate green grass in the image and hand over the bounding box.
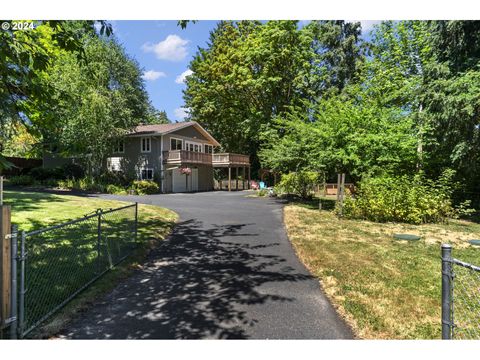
[283,203,480,339]
[2,190,178,338]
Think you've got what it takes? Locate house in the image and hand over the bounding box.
[106,121,251,193]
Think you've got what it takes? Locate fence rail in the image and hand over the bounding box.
[441,244,480,339]
[7,203,138,338]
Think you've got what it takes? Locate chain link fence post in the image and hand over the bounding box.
[134,202,138,245]
[97,209,102,272]
[442,243,453,339]
[18,230,26,338]
[9,224,18,339]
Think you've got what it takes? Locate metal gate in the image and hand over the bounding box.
[441,244,480,339]
[7,203,138,338]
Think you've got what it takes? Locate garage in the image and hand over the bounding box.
[172,168,198,192]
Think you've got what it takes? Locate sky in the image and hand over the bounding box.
[111,20,381,123]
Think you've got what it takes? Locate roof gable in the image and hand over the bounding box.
[129,121,221,146]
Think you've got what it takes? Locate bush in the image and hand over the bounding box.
[275,171,320,199]
[29,167,64,181]
[8,175,34,186]
[62,163,85,179]
[341,170,473,224]
[130,180,159,195]
[106,184,127,195]
[98,171,132,186]
[258,189,268,197]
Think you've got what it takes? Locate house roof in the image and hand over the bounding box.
[129,121,221,147]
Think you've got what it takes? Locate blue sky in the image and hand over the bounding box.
[111,20,380,123]
[110,20,217,122]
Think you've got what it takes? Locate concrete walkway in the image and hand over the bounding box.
[59,191,353,339]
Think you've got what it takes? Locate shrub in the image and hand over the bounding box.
[130,180,159,195]
[275,171,320,199]
[29,167,65,181]
[341,170,472,224]
[8,175,34,186]
[42,178,60,187]
[98,171,132,186]
[62,163,85,179]
[258,189,268,197]
[106,184,127,195]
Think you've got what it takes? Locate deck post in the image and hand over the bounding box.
[242,167,246,190]
[228,167,231,192]
[236,167,238,190]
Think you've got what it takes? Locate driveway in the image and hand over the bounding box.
[59,191,353,339]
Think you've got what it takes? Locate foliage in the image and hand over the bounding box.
[257,189,268,197]
[62,163,85,180]
[184,20,364,171]
[341,170,472,224]
[0,21,111,152]
[130,180,160,195]
[275,171,320,199]
[29,167,62,181]
[97,171,132,186]
[260,97,417,179]
[35,32,150,176]
[106,184,127,195]
[8,175,35,186]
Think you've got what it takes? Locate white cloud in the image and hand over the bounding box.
[142,70,166,81]
[142,35,189,61]
[174,107,190,120]
[175,69,193,84]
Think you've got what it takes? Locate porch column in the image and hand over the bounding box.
[236,167,239,190]
[248,167,251,189]
[242,167,246,190]
[228,167,231,192]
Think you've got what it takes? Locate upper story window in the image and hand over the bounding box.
[141,137,151,153]
[204,144,213,154]
[170,138,183,150]
[113,139,124,153]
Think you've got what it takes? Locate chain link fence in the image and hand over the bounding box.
[12,203,138,338]
[442,244,480,339]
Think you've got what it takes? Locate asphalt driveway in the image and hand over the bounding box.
[59,191,353,339]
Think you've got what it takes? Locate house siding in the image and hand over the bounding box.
[110,136,163,181]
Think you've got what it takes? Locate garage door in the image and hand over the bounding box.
[172,168,199,192]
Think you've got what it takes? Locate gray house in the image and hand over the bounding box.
[106,121,251,193]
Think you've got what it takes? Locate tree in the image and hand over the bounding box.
[259,95,417,180]
[29,29,150,175]
[0,20,112,170]
[184,20,365,172]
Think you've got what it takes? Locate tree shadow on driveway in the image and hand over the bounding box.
[62,219,314,339]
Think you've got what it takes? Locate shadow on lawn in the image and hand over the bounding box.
[274,195,337,211]
[3,190,69,213]
[61,219,313,339]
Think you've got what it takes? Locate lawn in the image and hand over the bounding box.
[283,201,480,339]
[2,190,178,338]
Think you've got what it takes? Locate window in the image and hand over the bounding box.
[113,139,124,153]
[141,137,151,153]
[141,168,154,180]
[170,138,183,150]
[186,141,202,152]
[204,144,213,154]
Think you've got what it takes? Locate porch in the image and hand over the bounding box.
[212,153,251,192]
